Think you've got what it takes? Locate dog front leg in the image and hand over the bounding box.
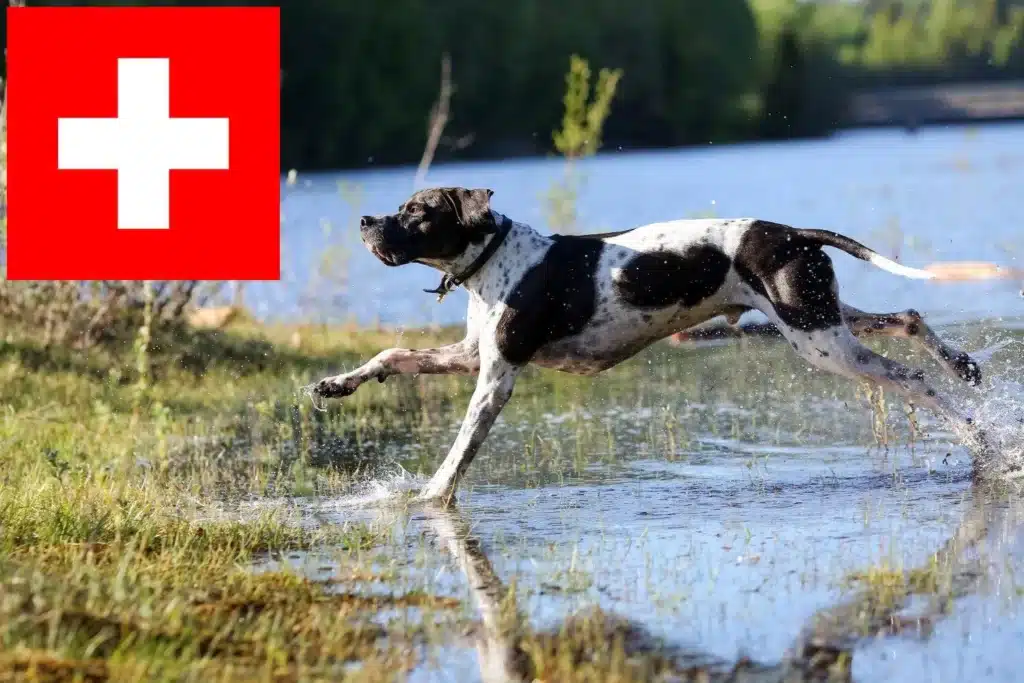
[416,356,521,506]
[314,340,479,399]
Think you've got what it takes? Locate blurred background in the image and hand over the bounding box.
[10,0,1020,168]
[3,6,1024,680]
[1,0,1022,340]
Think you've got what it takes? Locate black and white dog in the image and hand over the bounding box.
[314,187,985,505]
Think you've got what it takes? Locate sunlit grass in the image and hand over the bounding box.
[0,321,464,682]
[2,308,1021,681]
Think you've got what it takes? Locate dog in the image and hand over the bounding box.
[314,187,986,505]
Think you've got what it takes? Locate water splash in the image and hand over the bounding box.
[953,337,1024,480]
[323,463,426,511]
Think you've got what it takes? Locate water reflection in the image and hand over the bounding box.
[794,482,1023,679]
[420,502,845,681]
[418,482,1023,682]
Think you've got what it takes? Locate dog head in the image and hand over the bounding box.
[360,187,497,268]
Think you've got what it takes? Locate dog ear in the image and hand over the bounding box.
[446,188,496,240]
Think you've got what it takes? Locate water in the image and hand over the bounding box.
[263,122,1024,328]
[260,123,1024,681]
[260,333,1024,682]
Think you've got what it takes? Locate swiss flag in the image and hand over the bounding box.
[5,6,280,280]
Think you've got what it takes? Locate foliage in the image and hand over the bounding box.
[4,0,1024,171]
[0,274,224,350]
[0,0,229,350]
[544,55,622,234]
[851,0,1024,69]
[552,55,623,161]
[0,0,761,169]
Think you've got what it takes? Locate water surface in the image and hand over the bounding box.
[264,329,1024,682]
[263,122,1024,328]
[260,123,1023,681]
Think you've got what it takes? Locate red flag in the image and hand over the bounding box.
[6,6,281,280]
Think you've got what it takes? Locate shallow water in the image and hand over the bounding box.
[248,122,1024,680]
[259,322,1024,682]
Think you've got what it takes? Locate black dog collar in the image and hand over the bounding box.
[424,216,514,302]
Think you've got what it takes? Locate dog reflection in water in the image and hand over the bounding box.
[420,487,1014,682]
[420,503,856,683]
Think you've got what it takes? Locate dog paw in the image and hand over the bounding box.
[955,353,982,386]
[414,491,458,508]
[414,482,459,507]
[314,373,363,398]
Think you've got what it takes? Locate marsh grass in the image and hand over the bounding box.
[845,557,945,613]
[1,281,1018,680]
[1,316,758,682]
[0,490,420,682]
[0,321,477,682]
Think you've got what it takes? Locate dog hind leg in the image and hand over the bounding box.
[780,322,970,428]
[842,305,981,385]
[746,246,975,432]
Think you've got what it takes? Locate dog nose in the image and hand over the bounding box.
[360,215,372,228]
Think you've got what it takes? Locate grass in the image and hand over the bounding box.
[844,556,947,627]
[0,319,475,682]
[0,316,773,681]
[5,315,775,682]
[0,530,411,682]
[2,307,1020,681]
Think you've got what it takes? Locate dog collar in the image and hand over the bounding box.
[424,215,514,302]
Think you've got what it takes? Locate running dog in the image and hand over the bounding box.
[314,187,986,504]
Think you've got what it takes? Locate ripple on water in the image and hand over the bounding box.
[278,321,1024,681]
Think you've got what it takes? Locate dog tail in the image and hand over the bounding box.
[794,228,937,280]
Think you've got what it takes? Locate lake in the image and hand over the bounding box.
[260,123,1024,682]
[262,122,1023,330]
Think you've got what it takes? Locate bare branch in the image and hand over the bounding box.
[414,53,453,189]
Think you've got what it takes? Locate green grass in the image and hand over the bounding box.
[0,316,789,681]
[6,316,750,682]
[2,311,1018,682]
[0,320,475,682]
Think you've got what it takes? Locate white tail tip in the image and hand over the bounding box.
[868,254,937,280]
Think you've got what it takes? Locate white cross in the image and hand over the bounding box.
[58,58,230,230]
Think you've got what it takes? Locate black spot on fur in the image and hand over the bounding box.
[613,246,730,310]
[496,236,604,364]
[733,220,842,332]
